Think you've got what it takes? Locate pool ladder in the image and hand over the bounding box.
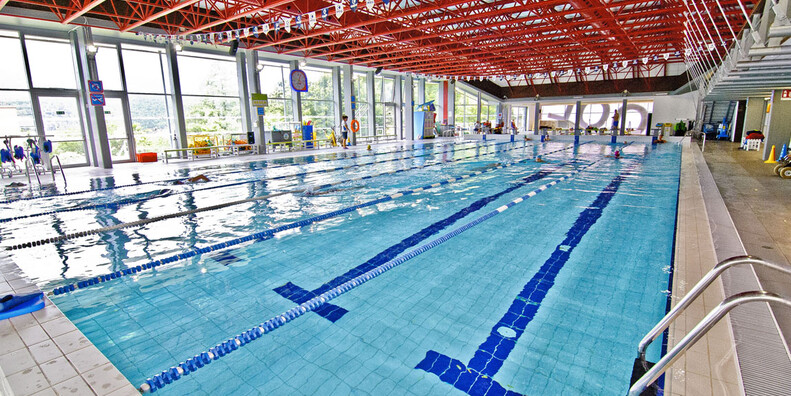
[628,255,791,396]
[22,155,66,190]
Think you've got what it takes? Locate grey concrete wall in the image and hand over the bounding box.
[743,97,765,134]
[763,90,791,160]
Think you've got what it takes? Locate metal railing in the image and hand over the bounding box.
[49,155,66,186]
[629,291,791,396]
[25,158,40,188]
[630,255,791,395]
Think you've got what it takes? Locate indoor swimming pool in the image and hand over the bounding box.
[0,140,681,395]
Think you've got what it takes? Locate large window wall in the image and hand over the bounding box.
[0,31,89,166]
[0,26,518,167]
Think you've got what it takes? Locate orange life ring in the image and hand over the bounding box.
[350,119,360,133]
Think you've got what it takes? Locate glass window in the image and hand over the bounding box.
[129,94,174,154]
[95,45,124,91]
[38,96,87,165]
[454,89,478,132]
[0,36,28,89]
[375,75,396,136]
[178,52,238,96]
[122,47,168,94]
[183,97,242,142]
[352,72,369,135]
[540,104,577,132]
[259,61,289,99]
[258,62,293,132]
[301,67,335,136]
[0,91,35,135]
[25,37,78,89]
[511,107,527,133]
[625,101,654,135]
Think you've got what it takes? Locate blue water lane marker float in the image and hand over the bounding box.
[414,162,641,396]
[135,156,604,393]
[0,140,506,223]
[49,143,589,295]
[0,139,482,204]
[273,161,580,322]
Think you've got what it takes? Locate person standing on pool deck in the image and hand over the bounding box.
[341,115,350,149]
[611,109,620,132]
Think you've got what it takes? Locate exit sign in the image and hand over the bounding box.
[782,89,791,100]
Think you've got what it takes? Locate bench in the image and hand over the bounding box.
[162,144,260,163]
[266,139,334,152]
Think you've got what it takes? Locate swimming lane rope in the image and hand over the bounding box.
[0,141,507,224]
[0,140,477,204]
[6,142,529,250]
[47,143,586,293]
[135,156,621,393]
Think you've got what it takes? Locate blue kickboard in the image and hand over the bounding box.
[0,292,45,321]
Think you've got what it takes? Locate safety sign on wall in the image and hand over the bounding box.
[781,89,791,101]
[88,80,105,106]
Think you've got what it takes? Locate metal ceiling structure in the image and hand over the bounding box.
[0,0,759,81]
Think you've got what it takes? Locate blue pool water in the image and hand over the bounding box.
[0,140,680,395]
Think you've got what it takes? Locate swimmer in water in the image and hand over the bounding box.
[173,175,210,185]
[303,185,364,197]
[535,156,544,163]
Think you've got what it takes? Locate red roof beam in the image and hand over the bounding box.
[321,0,681,60]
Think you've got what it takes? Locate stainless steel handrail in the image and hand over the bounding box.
[629,291,791,396]
[637,255,791,368]
[49,155,66,186]
[24,158,40,188]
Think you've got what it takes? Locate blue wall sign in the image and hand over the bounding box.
[90,93,106,106]
[88,80,103,93]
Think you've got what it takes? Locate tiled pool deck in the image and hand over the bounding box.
[2,136,783,395]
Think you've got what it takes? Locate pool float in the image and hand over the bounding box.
[0,292,45,321]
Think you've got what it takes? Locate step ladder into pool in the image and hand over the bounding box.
[628,256,791,396]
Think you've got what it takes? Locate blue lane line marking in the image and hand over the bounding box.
[51,143,583,296]
[0,141,507,223]
[414,162,639,396]
[136,151,595,394]
[273,165,567,322]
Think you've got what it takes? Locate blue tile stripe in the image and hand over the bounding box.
[415,160,641,396]
[9,142,526,250]
[0,140,470,204]
[135,154,599,394]
[49,142,585,296]
[0,140,501,223]
[273,162,577,322]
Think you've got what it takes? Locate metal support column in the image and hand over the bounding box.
[404,74,414,141]
[367,70,375,139]
[620,99,628,135]
[342,64,354,144]
[574,100,582,144]
[417,77,426,105]
[447,80,456,125]
[289,61,302,129]
[394,75,403,140]
[332,66,342,137]
[244,50,266,153]
[533,102,541,135]
[70,26,112,168]
[164,42,188,153]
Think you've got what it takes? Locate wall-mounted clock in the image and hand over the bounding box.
[290,69,308,92]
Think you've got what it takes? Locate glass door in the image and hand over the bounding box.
[103,95,134,162]
[36,95,88,166]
